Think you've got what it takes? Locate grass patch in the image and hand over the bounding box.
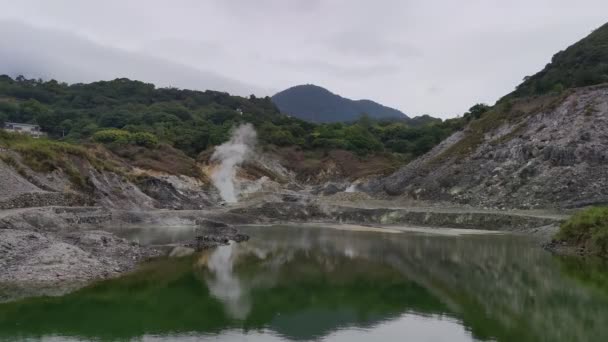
[556,207,608,257]
[0,131,122,190]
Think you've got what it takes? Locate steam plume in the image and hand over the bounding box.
[211,123,257,203]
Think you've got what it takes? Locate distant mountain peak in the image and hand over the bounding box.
[271,84,409,123]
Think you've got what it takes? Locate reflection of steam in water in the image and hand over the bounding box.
[202,228,381,320]
[203,242,296,320]
[203,240,294,320]
[204,243,252,320]
[204,226,500,323]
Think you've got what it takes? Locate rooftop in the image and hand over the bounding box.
[5,122,40,127]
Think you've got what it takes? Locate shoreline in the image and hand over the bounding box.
[243,222,508,236]
[0,203,567,302]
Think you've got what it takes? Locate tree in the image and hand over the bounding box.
[19,99,49,123]
[552,83,565,94]
[59,120,74,137]
[99,111,129,128]
[356,113,373,130]
[463,103,490,122]
[344,125,383,154]
[412,135,436,155]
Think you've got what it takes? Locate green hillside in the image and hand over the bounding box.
[0,76,461,159]
[507,23,608,99]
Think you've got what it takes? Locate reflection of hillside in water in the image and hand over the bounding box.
[205,226,608,342]
[200,227,455,340]
[1,225,608,342]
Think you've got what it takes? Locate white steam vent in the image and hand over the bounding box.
[345,183,358,193]
[211,123,257,203]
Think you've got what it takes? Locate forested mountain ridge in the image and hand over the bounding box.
[0,76,464,159]
[271,84,409,123]
[0,76,283,156]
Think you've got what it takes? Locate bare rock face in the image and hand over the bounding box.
[376,86,608,209]
[311,182,349,196]
[0,228,161,301]
[134,175,214,210]
[0,160,45,200]
[0,146,224,211]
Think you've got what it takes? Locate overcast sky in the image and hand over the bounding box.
[1,1,607,118]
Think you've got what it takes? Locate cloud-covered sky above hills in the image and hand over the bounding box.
[1,0,607,118]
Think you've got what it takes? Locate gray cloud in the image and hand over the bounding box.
[275,58,402,79]
[1,0,608,118]
[137,38,225,66]
[426,85,442,95]
[0,20,267,96]
[211,0,322,14]
[325,31,422,59]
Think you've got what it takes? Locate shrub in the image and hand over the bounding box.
[93,129,131,144]
[556,207,608,256]
[93,129,158,148]
[130,132,159,148]
[343,125,383,154]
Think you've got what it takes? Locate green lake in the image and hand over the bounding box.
[1,225,608,341]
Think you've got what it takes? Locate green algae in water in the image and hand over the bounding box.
[1,225,608,341]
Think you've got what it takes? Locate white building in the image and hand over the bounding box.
[2,122,46,138]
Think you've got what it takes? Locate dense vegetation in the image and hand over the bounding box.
[0,76,466,159]
[556,207,608,257]
[271,84,410,123]
[507,22,608,99]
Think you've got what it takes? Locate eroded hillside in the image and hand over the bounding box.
[375,85,608,209]
[0,129,401,210]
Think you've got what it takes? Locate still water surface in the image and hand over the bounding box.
[1,225,608,342]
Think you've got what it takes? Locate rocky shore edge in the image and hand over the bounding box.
[0,201,567,302]
[0,207,250,303]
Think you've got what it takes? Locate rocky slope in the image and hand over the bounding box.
[0,206,162,301]
[0,153,218,211]
[372,85,608,209]
[0,228,160,301]
[0,137,400,212]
